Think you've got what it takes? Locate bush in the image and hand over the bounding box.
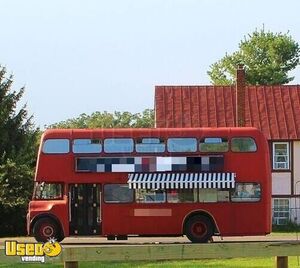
[272,221,300,232]
[0,159,34,236]
[0,204,29,236]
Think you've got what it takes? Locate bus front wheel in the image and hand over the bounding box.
[184,215,213,243]
[33,218,63,243]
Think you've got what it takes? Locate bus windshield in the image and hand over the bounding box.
[34,182,63,200]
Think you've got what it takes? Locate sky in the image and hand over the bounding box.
[1,0,300,128]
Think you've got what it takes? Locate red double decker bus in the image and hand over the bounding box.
[27,127,271,243]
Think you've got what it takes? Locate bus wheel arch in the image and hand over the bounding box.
[183,211,218,243]
[31,214,64,242]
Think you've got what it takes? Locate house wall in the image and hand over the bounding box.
[271,141,300,225]
[293,141,300,195]
[272,172,291,195]
[289,197,300,224]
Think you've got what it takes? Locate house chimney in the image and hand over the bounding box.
[236,64,246,127]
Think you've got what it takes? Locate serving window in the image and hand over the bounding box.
[167,189,197,203]
[135,189,166,203]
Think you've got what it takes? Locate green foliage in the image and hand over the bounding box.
[0,159,33,207]
[207,28,300,85]
[48,108,155,129]
[0,65,38,236]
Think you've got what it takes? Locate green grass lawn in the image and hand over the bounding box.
[1,258,300,268]
[1,233,300,267]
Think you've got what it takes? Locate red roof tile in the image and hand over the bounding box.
[155,85,300,140]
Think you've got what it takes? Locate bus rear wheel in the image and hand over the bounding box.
[185,215,213,243]
[33,218,64,243]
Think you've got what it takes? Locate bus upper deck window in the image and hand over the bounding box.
[231,137,257,152]
[73,139,102,153]
[136,138,165,153]
[34,182,63,200]
[167,138,197,152]
[104,138,134,153]
[199,137,228,152]
[42,139,70,154]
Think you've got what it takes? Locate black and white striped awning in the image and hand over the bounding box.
[127,172,235,190]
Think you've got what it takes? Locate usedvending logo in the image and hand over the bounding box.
[5,238,62,263]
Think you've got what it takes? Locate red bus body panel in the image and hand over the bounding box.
[28,127,271,238]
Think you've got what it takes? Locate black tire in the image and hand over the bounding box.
[33,217,64,243]
[184,215,213,243]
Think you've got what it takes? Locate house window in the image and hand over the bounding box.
[272,142,290,170]
[273,199,290,225]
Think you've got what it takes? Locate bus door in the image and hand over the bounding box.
[69,183,101,235]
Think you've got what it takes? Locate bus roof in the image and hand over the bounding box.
[42,127,263,140]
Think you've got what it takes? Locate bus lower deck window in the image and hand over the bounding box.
[231,183,261,202]
[104,184,133,203]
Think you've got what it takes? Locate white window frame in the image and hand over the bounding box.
[272,142,290,170]
[273,198,290,225]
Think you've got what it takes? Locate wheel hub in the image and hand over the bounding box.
[42,225,54,237]
[192,222,207,237]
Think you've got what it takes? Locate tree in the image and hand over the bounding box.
[49,109,155,129]
[207,28,300,85]
[0,66,38,236]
